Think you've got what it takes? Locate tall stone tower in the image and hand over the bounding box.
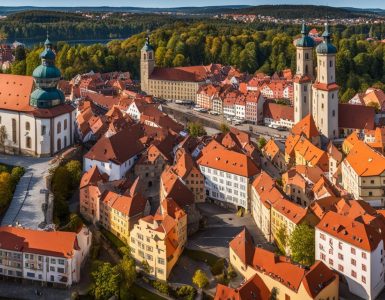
[294,22,315,124]
[312,23,339,140]
[140,36,155,94]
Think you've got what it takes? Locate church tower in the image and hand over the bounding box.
[312,23,339,140]
[140,36,155,95]
[294,22,315,124]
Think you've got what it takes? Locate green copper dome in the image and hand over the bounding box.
[40,48,56,60]
[142,36,154,52]
[316,23,337,54]
[30,36,65,108]
[30,88,65,108]
[296,22,315,48]
[32,64,61,79]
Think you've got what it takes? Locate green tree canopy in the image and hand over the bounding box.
[192,269,209,289]
[91,262,120,300]
[187,122,206,138]
[289,223,315,266]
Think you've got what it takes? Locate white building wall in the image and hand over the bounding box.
[84,155,138,181]
[316,228,384,300]
[199,165,249,210]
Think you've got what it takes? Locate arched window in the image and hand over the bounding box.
[57,122,61,134]
[64,136,67,147]
[26,137,31,149]
[25,122,30,131]
[149,52,153,60]
[64,119,67,130]
[57,138,62,151]
[143,53,147,60]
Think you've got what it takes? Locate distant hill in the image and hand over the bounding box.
[233,5,378,19]
[0,5,250,16]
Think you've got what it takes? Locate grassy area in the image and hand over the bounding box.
[100,228,126,253]
[184,248,220,267]
[127,283,167,300]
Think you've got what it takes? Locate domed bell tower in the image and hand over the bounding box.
[294,21,315,124]
[312,22,339,140]
[140,36,155,95]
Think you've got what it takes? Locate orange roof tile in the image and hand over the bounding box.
[345,140,385,176]
[102,190,147,217]
[291,114,319,139]
[0,227,77,258]
[272,198,308,224]
[197,146,260,177]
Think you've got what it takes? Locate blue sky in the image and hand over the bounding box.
[7,0,385,9]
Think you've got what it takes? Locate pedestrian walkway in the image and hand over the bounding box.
[0,154,51,229]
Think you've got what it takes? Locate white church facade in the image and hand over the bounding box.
[0,37,75,157]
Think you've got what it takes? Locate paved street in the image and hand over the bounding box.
[0,154,52,229]
[188,203,276,258]
[164,101,290,140]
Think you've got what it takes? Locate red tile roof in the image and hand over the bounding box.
[291,114,319,139]
[214,273,270,300]
[197,146,260,177]
[149,66,210,82]
[263,102,294,122]
[0,227,78,258]
[338,103,375,130]
[101,190,147,217]
[84,125,145,164]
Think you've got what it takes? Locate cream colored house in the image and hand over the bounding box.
[341,140,385,206]
[129,199,187,281]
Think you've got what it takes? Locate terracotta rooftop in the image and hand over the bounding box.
[197,146,260,177]
[149,65,210,82]
[291,114,319,139]
[0,227,78,258]
[345,140,385,177]
[263,102,294,122]
[338,103,375,130]
[230,228,337,297]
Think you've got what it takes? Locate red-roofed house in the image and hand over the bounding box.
[316,200,385,299]
[0,225,91,287]
[129,198,187,281]
[263,102,294,129]
[230,228,339,300]
[198,143,260,211]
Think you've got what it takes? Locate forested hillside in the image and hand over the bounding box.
[4,21,385,101]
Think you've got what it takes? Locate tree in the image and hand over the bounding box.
[0,126,7,153]
[219,123,230,134]
[192,269,209,289]
[257,137,267,149]
[187,122,206,138]
[117,249,136,290]
[340,88,356,103]
[15,46,26,61]
[65,160,82,188]
[91,262,120,300]
[0,172,13,209]
[276,225,288,255]
[289,224,315,266]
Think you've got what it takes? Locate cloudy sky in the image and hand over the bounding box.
[7,0,385,9]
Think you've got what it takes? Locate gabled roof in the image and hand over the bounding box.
[345,140,385,177]
[161,167,195,208]
[263,102,294,122]
[84,125,145,164]
[101,190,147,217]
[291,114,319,139]
[229,228,255,265]
[80,165,109,188]
[214,273,270,300]
[272,197,308,224]
[197,146,260,177]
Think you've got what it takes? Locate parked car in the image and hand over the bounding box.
[209,110,219,115]
[193,106,203,112]
[276,126,287,131]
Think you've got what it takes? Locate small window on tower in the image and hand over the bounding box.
[332,110,335,117]
[305,53,309,60]
[143,53,147,60]
[304,96,307,103]
[330,60,333,67]
[149,52,153,60]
